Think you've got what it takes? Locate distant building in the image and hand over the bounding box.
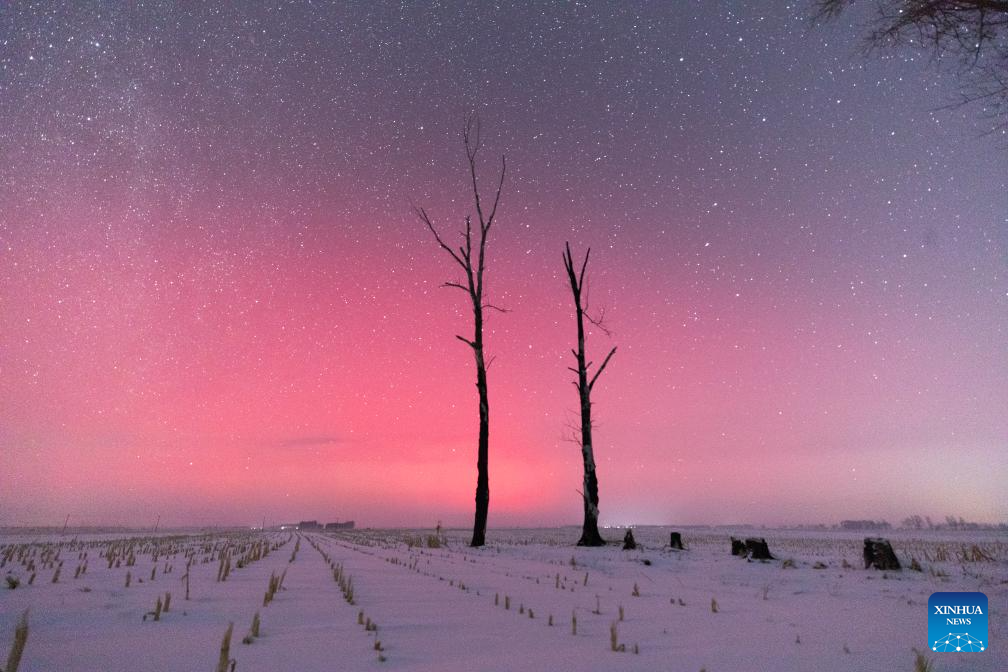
[325,521,355,531]
[297,520,322,531]
[839,519,890,531]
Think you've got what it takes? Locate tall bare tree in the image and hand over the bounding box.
[562,242,616,547]
[814,0,1008,135]
[415,115,506,548]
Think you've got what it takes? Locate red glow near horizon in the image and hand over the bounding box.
[3,193,1003,528]
[1,3,1005,530]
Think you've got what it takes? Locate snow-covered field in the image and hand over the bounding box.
[1,527,1004,671]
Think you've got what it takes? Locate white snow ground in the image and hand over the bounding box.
[1,527,1004,671]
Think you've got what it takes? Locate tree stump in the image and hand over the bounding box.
[863,538,901,570]
[669,532,684,550]
[730,537,747,556]
[622,529,637,550]
[745,538,774,560]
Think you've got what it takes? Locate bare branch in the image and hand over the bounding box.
[813,0,1008,135]
[464,112,482,157]
[578,247,590,291]
[455,334,476,348]
[584,306,612,337]
[464,216,473,265]
[588,346,617,391]
[482,303,509,314]
[464,115,487,229]
[416,207,467,270]
[562,242,581,295]
[484,155,507,232]
[443,282,469,292]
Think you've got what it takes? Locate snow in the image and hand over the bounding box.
[1,527,1004,671]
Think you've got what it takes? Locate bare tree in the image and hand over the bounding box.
[814,0,1008,135]
[562,242,616,547]
[415,115,506,548]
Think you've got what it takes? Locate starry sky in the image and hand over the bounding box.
[1,2,1005,529]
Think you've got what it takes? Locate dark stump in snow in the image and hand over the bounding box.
[744,538,774,560]
[863,538,901,570]
[622,529,637,550]
[730,537,747,556]
[669,532,684,550]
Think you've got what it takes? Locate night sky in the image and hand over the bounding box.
[1,2,1005,529]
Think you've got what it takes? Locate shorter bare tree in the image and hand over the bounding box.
[562,242,616,547]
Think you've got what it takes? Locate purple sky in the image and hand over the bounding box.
[1,2,1005,528]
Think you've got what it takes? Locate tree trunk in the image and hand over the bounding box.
[863,538,901,570]
[577,356,603,546]
[745,537,774,560]
[471,339,489,547]
[577,446,604,545]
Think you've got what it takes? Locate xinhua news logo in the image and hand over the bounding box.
[928,592,987,653]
